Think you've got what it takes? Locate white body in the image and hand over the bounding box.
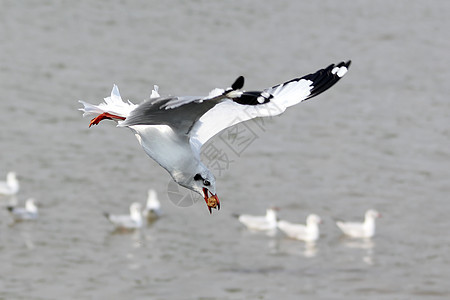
[336,209,381,238]
[238,208,278,231]
[0,172,19,195]
[8,198,38,221]
[278,214,322,242]
[143,189,162,220]
[105,202,143,230]
[80,86,211,196]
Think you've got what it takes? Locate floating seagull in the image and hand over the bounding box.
[277,214,322,242]
[0,172,19,196]
[79,61,351,213]
[143,189,162,221]
[7,198,38,221]
[104,202,143,230]
[336,209,381,238]
[236,208,278,232]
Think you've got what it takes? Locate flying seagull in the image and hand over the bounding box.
[79,61,351,213]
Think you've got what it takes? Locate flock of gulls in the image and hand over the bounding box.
[1,171,381,241]
[0,171,161,228]
[236,208,381,242]
[100,200,382,241]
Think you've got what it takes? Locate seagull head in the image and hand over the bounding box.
[193,171,217,198]
[187,168,219,212]
[25,198,38,213]
[306,214,322,225]
[365,209,381,220]
[170,164,219,212]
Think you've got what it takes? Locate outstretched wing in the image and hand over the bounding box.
[189,61,351,149]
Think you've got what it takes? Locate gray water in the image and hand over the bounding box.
[1,1,450,299]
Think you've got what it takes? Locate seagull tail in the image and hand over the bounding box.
[78,85,138,125]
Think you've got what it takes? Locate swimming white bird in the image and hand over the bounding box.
[143,189,162,220]
[104,202,143,230]
[79,61,351,213]
[0,172,19,195]
[277,214,322,242]
[237,208,278,232]
[7,198,38,221]
[336,209,381,238]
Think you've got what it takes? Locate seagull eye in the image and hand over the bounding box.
[203,180,210,186]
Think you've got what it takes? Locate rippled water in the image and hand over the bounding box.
[1,1,450,299]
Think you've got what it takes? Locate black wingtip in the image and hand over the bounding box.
[7,206,14,212]
[103,212,110,219]
[300,60,352,101]
[331,60,351,70]
[231,76,245,90]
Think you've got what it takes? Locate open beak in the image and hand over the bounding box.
[203,188,220,214]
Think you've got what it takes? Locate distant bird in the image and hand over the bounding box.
[79,61,351,213]
[0,172,19,195]
[336,209,381,238]
[236,208,278,232]
[277,214,322,242]
[143,189,162,221]
[7,198,38,221]
[104,202,143,230]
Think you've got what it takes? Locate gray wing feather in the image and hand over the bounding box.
[120,96,221,134]
[119,75,246,133]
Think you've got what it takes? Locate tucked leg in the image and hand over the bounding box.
[89,112,126,127]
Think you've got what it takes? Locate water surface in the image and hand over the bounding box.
[1,1,449,299]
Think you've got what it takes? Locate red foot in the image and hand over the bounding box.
[89,112,126,127]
